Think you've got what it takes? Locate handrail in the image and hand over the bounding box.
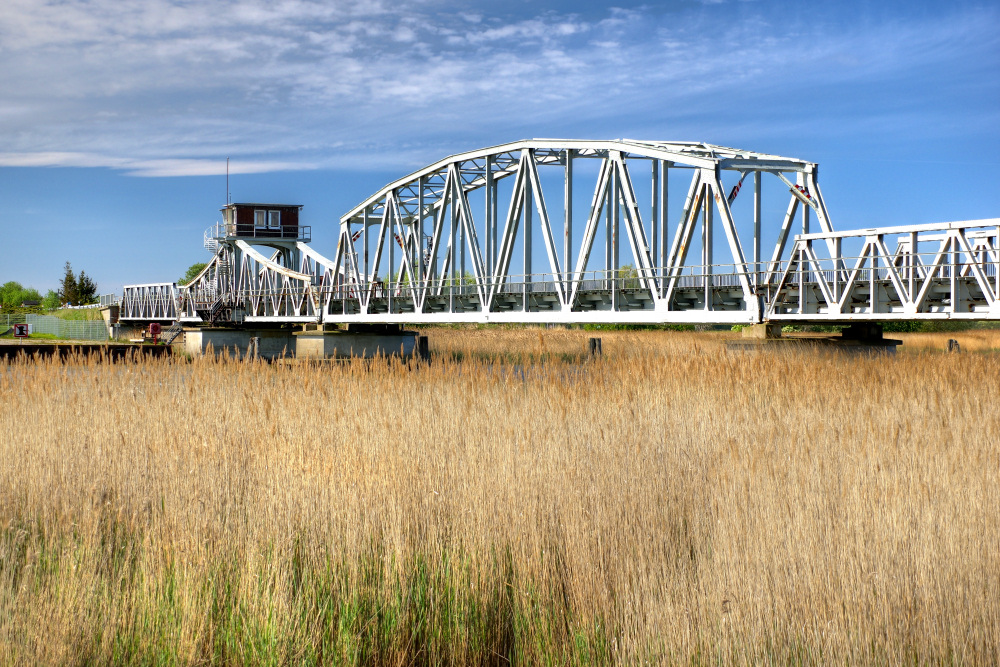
[208,222,311,241]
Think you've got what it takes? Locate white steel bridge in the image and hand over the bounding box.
[120,139,1000,326]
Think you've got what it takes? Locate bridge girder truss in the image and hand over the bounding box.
[118,139,999,326]
[766,219,1000,320]
[325,139,830,325]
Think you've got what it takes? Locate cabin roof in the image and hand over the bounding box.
[220,203,303,211]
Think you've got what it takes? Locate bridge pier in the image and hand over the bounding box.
[729,322,901,355]
[837,324,902,354]
[185,328,295,360]
[295,325,418,360]
[185,325,419,360]
[742,323,782,339]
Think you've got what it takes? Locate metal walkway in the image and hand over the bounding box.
[120,139,1000,325]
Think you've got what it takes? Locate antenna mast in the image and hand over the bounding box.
[226,157,230,205]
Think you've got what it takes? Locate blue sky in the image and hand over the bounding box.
[1,0,998,293]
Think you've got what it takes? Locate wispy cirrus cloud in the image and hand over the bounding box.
[0,152,314,177]
[0,1,996,175]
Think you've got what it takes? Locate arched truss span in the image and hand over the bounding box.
[328,139,832,324]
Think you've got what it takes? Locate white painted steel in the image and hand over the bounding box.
[118,139,998,326]
[765,219,1000,321]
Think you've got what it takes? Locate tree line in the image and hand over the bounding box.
[0,262,98,313]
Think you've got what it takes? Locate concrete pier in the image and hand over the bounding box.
[184,325,418,360]
[185,328,295,360]
[295,326,417,359]
[727,323,901,355]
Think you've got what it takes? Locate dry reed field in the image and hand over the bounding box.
[1,330,998,665]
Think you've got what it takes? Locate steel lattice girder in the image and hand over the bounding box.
[323,138,830,324]
[765,219,1000,320]
[120,283,178,321]
[117,139,999,326]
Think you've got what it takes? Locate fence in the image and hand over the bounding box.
[1,314,110,341]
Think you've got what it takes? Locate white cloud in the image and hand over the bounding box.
[0,1,996,176]
[0,151,314,176]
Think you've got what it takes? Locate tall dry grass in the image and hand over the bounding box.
[0,332,997,664]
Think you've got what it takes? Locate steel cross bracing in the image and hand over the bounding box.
[765,219,1000,321]
[118,139,999,326]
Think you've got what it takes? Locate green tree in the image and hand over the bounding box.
[0,282,45,313]
[42,290,61,310]
[76,271,98,304]
[20,287,42,304]
[0,281,25,309]
[179,262,208,286]
[59,262,78,306]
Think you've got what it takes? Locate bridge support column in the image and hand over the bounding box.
[836,324,902,355]
[729,322,901,355]
[742,323,782,339]
[296,324,417,359]
[185,328,295,360]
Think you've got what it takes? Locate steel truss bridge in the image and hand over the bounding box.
[121,139,1000,326]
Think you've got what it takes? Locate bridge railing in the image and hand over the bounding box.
[208,222,311,242]
[324,265,753,302]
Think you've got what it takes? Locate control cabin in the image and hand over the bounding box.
[219,203,309,241]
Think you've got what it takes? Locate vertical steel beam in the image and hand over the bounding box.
[833,237,841,305]
[659,160,668,295]
[702,182,713,310]
[798,246,805,314]
[362,208,369,310]
[753,171,761,289]
[368,203,392,312]
[564,149,573,291]
[427,172,452,298]
[523,159,533,311]
[388,193,395,314]
[870,237,878,315]
[450,175,458,312]
[604,174,612,287]
[798,172,810,235]
[460,187,466,294]
[651,160,659,284]
[485,157,494,281]
[490,161,498,284]
[417,176,425,291]
[950,234,958,314]
[361,211,368,280]
[909,231,917,303]
[611,163,619,309]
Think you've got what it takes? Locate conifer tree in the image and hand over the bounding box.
[59,261,77,306]
[76,271,98,304]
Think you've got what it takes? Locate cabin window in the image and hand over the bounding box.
[268,210,281,229]
[255,209,267,228]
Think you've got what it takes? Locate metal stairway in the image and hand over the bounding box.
[162,322,184,344]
